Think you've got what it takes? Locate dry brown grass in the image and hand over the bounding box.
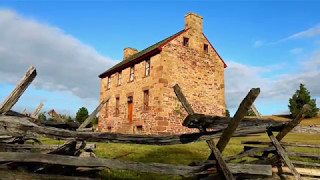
[259,113,320,126]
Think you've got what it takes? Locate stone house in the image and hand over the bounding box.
[98,12,227,134]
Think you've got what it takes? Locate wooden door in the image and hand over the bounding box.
[128,96,133,123]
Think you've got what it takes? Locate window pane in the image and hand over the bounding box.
[145,60,150,76]
[144,90,149,110]
[116,97,119,116]
[204,44,208,53]
[130,67,134,81]
[183,37,189,47]
[118,72,121,85]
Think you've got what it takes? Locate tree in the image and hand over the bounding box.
[59,114,74,122]
[289,83,319,118]
[87,116,99,128]
[47,118,54,122]
[246,109,255,116]
[225,109,230,117]
[38,112,47,121]
[75,107,89,124]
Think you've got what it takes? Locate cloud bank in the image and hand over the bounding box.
[258,24,320,46]
[225,51,320,111]
[0,9,117,100]
[289,24,320,39]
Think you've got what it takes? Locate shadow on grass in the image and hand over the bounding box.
[95,144,209,180]
[134,145,208,165]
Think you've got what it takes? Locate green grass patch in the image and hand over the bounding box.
[39,132,320,179]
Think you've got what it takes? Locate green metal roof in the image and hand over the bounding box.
[99,29,185,78]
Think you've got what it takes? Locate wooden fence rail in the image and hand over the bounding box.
[0,152,272,176]
[0,115,277,145]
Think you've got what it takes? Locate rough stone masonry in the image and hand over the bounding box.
[98,12,227,134]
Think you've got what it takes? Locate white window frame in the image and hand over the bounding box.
[129,66,134,82]
[145,60,150,77]
[118,72,122,86]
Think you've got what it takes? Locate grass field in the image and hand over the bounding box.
[41,132,320,179]
[246,113,320,126]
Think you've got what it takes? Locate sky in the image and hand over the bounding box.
[0,0,320,117]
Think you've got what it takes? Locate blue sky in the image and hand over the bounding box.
[0,1,320,116]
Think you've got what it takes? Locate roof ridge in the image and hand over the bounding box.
[99,29,186,78]
[98,29,227,78]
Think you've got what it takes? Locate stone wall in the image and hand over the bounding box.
[159,29,226,122]
[98,53,169,134]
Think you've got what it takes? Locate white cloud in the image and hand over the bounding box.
[289,48,303,54]
[289,24,320,39]
[0,9,117,100]
[300,49,320,72]
[226,28,320,111]
[267,24,320,45]
[225,61,271,109]
[225,54,320,112]
[253,40,263,47]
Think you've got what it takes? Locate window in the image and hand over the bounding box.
[136,125,143,133]
[129,66,134,82]
[117,72,122,86]
[143,90,149,111]
[145,60,150,77]
[115,97,120,116]
[107,76,111,89]
[204,44,208,54]
[105,101,109,118]
[183,37,189,47]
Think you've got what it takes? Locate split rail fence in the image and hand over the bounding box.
[0,66,319,179]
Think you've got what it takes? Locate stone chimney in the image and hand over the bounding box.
[123,47,138,60]
[184,12,203,34]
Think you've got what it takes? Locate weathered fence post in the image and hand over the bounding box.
[276,104,310,141]
[173,84,194,115]
[48,109,63,122]
[78,96,111,129]
[31,103,44,119]
[0,66,37,115]
[268,130,302,180]
[216,88,260,152]
[207,140,235,180]
[250,104,262,119]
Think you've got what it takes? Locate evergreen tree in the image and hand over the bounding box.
[289,83,319,118]
[75,107,89,124]
[225,109,230,117]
